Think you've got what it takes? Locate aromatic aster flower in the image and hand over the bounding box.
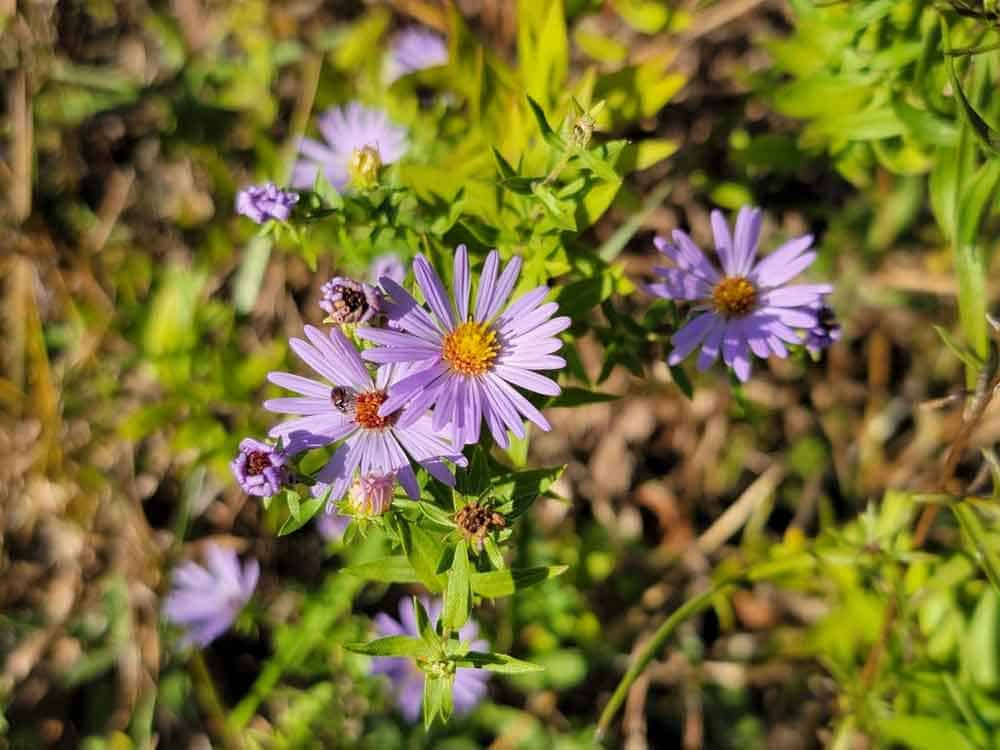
[291,103,407,191]
[649,205,832,382]
[359,245,570,449]
[264,326,466,504]
[163,543,259,648]
[372,597,490,723]
[387,27,448,82]
[370,253,406,285]
[235,182,298,223]
[319,277,383,326]
[231,438,290,497]
[804,305,841,356]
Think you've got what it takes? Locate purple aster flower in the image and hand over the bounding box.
[264,325,466,504]
[387,27,448,82]
[231,438,290,497]
[804,304,841,356]
[372,597,490,723]
[291,103,407,191]
[319,277,383,326]
[235,182,298,223]
[163,543,259,648]
[358,245,570,449]
[649,205,833,382]
[369,253,406,285]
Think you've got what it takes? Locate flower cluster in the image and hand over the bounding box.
[647,206,834,381]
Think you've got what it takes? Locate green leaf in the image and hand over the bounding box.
[892,98,958,147]
[948,54,1000,157]
[963,586,1000,689]
[422,674,453,729]
[491,466,566,519]
[526,96,566,151]
[412,596,437,645]
[547,387,620,408]
[457,447,491,498]
[400,523,447,593]
[343,556,420,584]
[517,0,568,110]
[345,636,434,658]
[278,495,325,536]
[452,651,544,674]
[929,146,958,241]
[442,542,471,632]
[877,717,976,750]
[933,325,984,372]
[954,502,1000,597]
[470,565,569,598]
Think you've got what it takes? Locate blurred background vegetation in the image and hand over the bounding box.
[5,0,1000,748]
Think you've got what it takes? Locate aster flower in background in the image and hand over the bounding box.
[315,511,351,542]
[231,438,289,497]
[264,325,466,504]
[320,277,383,326]
[386,27,448,82]
[370,253,406,285]
[360,245,570,449]
[291,103,408,191]
[235,182,298,223]
[648,205,832,382]
[163,544,259,648]
[372,597,490,723]
[804,305,841,356]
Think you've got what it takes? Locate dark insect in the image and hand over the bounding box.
[330,386,357,413]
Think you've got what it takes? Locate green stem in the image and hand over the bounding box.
[190,650,244,750]
[594,580,733,740]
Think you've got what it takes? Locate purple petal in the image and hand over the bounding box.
[668,312,718,366]
[454,244,471,321]
[413,255,456,331]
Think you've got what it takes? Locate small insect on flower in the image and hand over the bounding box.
[330,385,357,414]
[648,205,832,382]
[454,502,506,551]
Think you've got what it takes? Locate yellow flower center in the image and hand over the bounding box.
[353,390,396,430]
[442,321,500,376]
[711,276,757,318]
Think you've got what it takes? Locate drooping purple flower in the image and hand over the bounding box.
[235,182,299,223]
[372,597,490,723]
[369,253,406,286]
[319,277,383,326]
[163,543,259,648]
[387,27,448,83]
[264,326,466,504]
[648,206,833,382]
[358,245,570,449]
[804,304,841,356]
[291,103,407,191]
[231,438,290,497]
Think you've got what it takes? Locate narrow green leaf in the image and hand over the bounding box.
[400,523,447,593]
[947,54,1000,157]
[470,565,569,598]
[345,636,433,658]
[278,496,325,536]
[343,556,420,584]
[491,465,566,519]
[526,96,566,150]
[442,542,471,632]
[954,502,1000,596]
[452,651,544,674]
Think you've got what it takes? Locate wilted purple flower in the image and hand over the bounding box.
[804,305,841,356]
[231,438,289,497]
[348,472,397,516]
[320,277,383,326]
[359,245,570,449]
[163,543,259,647]
[291,103,407,191]
[648,206,832,382]
[235,182,298,223]
[372,597,490,723]
[315,511,351,541]
[387,27,448,82]
[370,253,406,286]
[264,325,466,504]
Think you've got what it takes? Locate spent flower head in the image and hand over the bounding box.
[648,205,832,381]
[235,183,298,223]
[292,103,407,192]
[264,325,466,505]
[358,244,570,449]
[371,597,489,723]
[163,543,259,648]
[231,438,289,497]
